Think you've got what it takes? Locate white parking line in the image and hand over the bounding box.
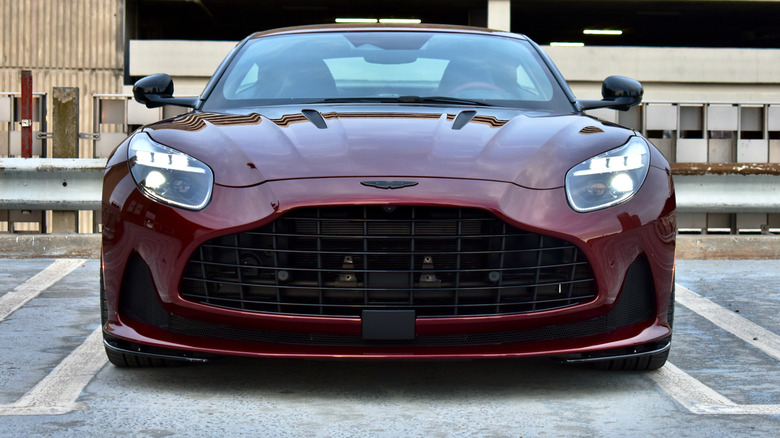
[0,259,86,322]
[648,284,780,415]
[676,284,780,362]
[0,258,104,416]
[2,272,777,416]
[651,362,780,415]
[0,327,107,416]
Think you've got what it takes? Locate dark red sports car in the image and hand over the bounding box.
[101,24,676,369]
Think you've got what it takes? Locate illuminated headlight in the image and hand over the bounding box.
[565,136,650,212]
[127,133,214,210]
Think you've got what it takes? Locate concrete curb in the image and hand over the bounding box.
[0,234,101,259]
[676,235,780,260]
[0,233,778,260]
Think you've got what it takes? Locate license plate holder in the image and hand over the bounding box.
[361,310,416,341]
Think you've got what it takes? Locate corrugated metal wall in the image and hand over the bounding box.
[0,0,124,158]
[0,0,124,233]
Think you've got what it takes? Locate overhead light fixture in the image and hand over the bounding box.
[550,42,585,47]
[583,29,623,36]
[378,18,422,24]
[336,18,378,23]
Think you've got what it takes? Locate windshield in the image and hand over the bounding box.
[202,31,573,112]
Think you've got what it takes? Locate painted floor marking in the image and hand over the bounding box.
[651,362,780,415]
[647,284,780,415]
[676,284,780,362]
[0,258,86,323]
[0,327,107,416]
[1,273,777,416]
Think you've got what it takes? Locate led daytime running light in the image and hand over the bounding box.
[133,147,206,174]
[572,153,644,176]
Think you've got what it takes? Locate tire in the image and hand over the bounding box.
[591,282,675,371]
[101,259,187,368]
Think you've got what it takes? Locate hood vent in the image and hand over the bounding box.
[579,126,604,135]
[451,110,477,130]
[302,109,328,129]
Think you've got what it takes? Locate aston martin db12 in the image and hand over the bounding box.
[101,24,676,369]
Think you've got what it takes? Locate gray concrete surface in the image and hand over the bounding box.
[0,234,101,259]
[0,258,778,436]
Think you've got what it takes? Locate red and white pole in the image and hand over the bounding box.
[20,70,33,158]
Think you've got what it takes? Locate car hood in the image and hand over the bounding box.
[143,106,635,190]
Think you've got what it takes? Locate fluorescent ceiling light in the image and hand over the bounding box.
[583,29,623,36]
[550,42,585,47]
[336,18,378,23]
[378,18,422,24]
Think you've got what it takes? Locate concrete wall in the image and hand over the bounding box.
[128,40,780,103]
[128,40,236,95]
[546,46,780,103]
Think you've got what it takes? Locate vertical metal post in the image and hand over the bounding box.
[20,70,33,158]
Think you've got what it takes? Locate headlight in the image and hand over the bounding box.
[128,133,214,210]
[565,136,650,213]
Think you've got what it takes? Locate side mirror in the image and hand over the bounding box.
[133,73,198,109]
[577,76,643,112]
[601,76,643,110]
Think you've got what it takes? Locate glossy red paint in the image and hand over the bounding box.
[143,110,636,190]
[101,25,675,367]
[102,125,675,358]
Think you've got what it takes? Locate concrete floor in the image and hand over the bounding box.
[0,258,777,437]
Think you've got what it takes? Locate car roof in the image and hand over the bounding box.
[248,23,529,40]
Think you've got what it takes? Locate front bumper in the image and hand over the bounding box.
[102,163,675,360]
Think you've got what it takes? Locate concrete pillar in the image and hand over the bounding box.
[487,0,511,32]
[52,87,79,233]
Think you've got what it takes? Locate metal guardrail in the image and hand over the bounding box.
[0,158,105,210]
[1,158,779,215]
[675,174,780,213]
[673,163,780,214]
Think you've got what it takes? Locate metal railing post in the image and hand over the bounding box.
[20,71,33,158]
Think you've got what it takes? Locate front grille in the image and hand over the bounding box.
[180,206,596,317]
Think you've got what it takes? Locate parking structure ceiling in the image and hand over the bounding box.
[129,0,780,48]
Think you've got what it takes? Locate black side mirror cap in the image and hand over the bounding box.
[577,76,643,112]
[133,73,198,109]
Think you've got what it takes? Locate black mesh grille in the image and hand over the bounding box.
[180,206,596,317]
[120,254,169,328]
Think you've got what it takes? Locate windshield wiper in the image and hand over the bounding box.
[319,97,397,103]
[316,96,494,107]
[397,96,494,106]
